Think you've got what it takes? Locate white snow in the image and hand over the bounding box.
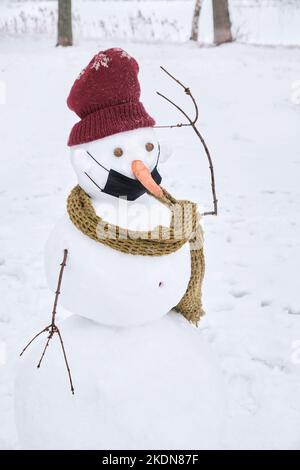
[91,52,111,69]
[15,314,225,449]
[1,33,300,449]
[1,0,300,47]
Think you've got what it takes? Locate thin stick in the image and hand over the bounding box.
[157,91,193,126]
[160,66,199,124]
[51,249,68,326]
[155,67,218,216]
[37,332,53,368]
[20,249,75,394]
[154,123,190,129]
[20,326,49,357]
[57,328,74,394]
[160,66,187,91]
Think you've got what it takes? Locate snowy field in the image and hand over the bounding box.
[1,34,300,449]
[1,0,300,46]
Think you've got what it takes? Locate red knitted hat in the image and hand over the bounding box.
[67,48,155,146]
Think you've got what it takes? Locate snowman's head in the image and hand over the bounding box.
[67,48,173,200]
[70,127,169,201]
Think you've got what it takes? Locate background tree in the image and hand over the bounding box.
[57,0,73,47]
[212,0,232,45]
[190,0,202,42]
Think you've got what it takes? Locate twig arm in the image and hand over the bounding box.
[156,68,218,216]
[190,126,218,216]
[160,66,199,124]
[37,333,53,368]
[20,326,49,357]
[57,328,74,394]
[51,249,68,326]
[19,249,74,394]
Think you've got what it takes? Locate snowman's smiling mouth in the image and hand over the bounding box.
[84,146,162,201]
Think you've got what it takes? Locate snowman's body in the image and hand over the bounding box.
[45,193,191,326]
[15,50,225,449]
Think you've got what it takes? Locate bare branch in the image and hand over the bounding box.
[37,332,53,368]
[57,328,74,394]
[160,66,199,124]
[20,326,49,357]
[155,68,218,216]
[19,249,74,394]
[51,249,68,326]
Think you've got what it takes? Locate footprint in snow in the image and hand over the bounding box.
[229,289,249,299]
[286,306,300,315]
[214,303,234,312]
[261,299,272,307]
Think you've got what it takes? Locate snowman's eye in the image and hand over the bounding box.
[113,147,123,157]
[145,142,154,152]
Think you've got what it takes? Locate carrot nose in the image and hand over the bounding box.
[131,160,163,198]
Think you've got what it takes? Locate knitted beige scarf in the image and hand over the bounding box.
[67,185,205,324]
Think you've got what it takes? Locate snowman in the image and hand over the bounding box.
[15,49,225,450]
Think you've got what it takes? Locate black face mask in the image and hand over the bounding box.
[84,146,162,201]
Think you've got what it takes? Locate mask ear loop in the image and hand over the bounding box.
[155,143,161,168]
[84,172,104,192]
[84,150,110,192]
[154,66,218,217]
[86,151,109,172]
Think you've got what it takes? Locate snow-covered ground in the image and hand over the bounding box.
[1,35,300,449]
[1,0,300,46]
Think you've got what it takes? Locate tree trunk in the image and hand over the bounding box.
[57,0,73,47]
[212,0,232,45]
[190,0,202,42]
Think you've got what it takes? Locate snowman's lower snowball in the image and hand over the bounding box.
[15,314,225,450]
